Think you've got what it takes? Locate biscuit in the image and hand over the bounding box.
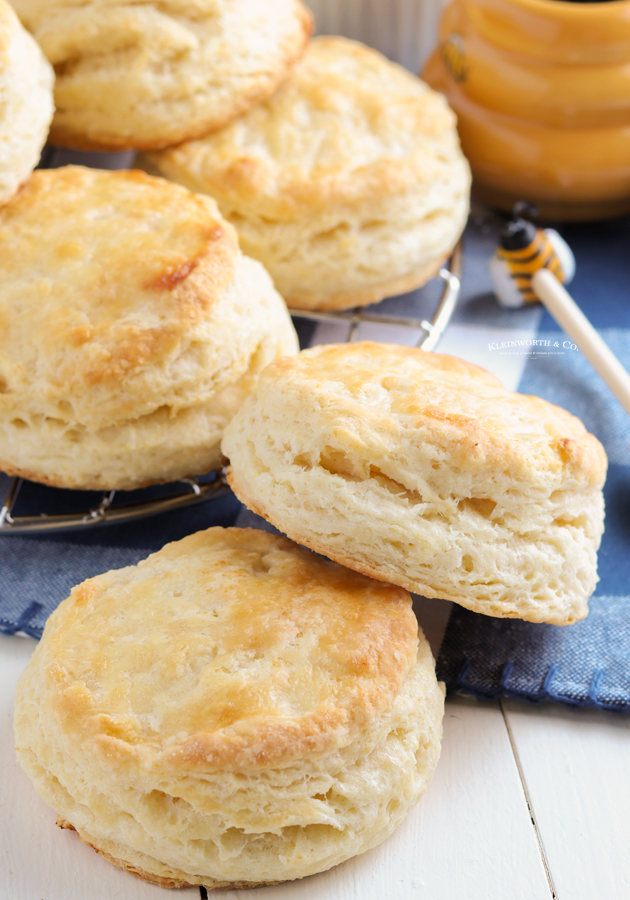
[148,37,471,311]
[0,0,53,206]
[15,527,444,889]
[0,166,298,490]
[12,0,312,151]
[222,342,608,625]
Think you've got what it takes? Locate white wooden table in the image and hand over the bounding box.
[3,600,630,900]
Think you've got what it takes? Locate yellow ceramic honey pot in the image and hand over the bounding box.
[423,0,630,220]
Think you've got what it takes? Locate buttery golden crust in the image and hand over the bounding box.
[148,37,470,310]
[0,166,298,489]
[13,0,312,151]
[222,342,608,624]
[36,528,417,769]
[0,0,53,206]
[16,527,444,887]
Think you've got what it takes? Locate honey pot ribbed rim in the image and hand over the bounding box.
[471,0,630,19]
[457,0,630,63]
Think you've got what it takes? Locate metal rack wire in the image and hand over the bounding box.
[0,245,462,534]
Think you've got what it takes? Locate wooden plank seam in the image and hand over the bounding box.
[500,699,558,900]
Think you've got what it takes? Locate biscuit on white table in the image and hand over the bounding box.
[15,527,444,889]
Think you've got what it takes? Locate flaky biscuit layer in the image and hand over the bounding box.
[0,167,297,489]
[0,0,53,206]
[223,343,607,624]
[15,527,444,888]
[13,0,312,151]
[149,37,470,310]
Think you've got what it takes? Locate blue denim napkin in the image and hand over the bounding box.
[437,596,630,712]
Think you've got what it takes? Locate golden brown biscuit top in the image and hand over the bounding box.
[152,37,464,218]
[38,528,417,771]
[256,342,608,487]
[0,166,241,427]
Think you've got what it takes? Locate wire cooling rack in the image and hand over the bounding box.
[0,147,462,533]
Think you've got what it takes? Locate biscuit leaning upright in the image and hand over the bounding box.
[0,0,53,206]
[12,0,312,151]
[15,527,444,889]
[223,342,607,625]
[149,37,471,310]
[0,166,298,490]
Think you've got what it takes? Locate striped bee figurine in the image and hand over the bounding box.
[490,211,575,309]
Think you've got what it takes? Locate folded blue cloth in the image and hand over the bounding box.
[437,595,630,712]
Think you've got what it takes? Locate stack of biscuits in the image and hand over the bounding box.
[2,0,607,893]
